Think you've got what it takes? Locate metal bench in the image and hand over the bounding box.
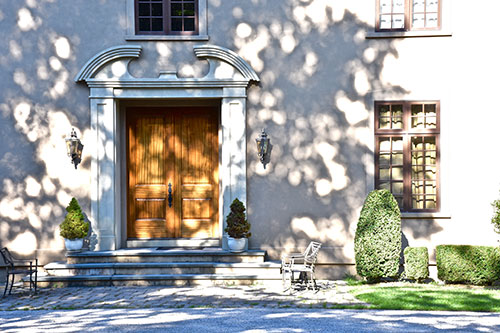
[281,241,321,291]
[1,247,38,296]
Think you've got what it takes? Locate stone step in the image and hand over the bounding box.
[34,273,283,287]
[44,261,281,277]
[66,249,266,264]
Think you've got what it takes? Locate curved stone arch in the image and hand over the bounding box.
[194,45,260,83]
[74,45,142,82]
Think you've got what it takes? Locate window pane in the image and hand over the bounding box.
[425,196,437,208]
[380,152,391,165]
[392,166,403,180]
[412,196,424,209]
[412,166,424,179]
[413,0,425,12]
[424,137,436,150]
[412,151,424,165]
[426,13,438,28]
[139,18,150,31]
[152,18,163,31]
[392,137,403,151]
[380,167,390,180]
[171,3,182,16]
[412,181,424,194]
[379,137,391,151]
[392,14,405,29]
[184,18,195,31]
[379,105,391,117]
[171,18,182,31]
[392,104,403,117]
[392,182,403,195]
[425,166,436,180]
[380,15,392,29]
[380,0,392,14]
[393,0,405,13]
[411,105,424,128]
[395,196,404,209]
[425,104,436,116]
[425,182,437,195]
[184,3,195,16]
[412,13,425,28]
[379,117,390,129]
[427,0,439,12]
[151,3,163,16]
[139,3,150,16]
[412,137,424,150]
[425,151,436,165]
[392,152,403,165]
[392,117,403,129]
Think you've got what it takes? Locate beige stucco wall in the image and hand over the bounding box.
[1,0,499,278]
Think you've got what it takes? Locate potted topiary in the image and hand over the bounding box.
[225,198,251,253]
[59,198,89,251]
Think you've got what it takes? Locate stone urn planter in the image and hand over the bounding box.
[227,237,247,253]
[64,238,84,251]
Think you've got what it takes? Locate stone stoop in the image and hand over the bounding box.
[33,248,282,287]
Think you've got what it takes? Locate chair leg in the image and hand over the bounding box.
[9,274,15,295]
[3,274,9,297]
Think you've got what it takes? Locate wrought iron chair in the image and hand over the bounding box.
[281,241,321,291]
[1,247,38,296]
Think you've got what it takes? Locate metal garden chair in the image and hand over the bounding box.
[1,247,38,296]
[281,241,321,291]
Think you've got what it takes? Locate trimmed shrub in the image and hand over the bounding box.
[354,189,402,281]
[60,198,89,240]
[224,198,251,238]
[492,194,500,235]
[403,247,429,281]
[436,245,500,285]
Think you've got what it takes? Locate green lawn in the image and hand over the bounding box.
[349,283,500,312]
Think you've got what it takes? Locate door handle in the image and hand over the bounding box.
[168,183,173,208]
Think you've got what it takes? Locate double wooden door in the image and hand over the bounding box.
[126,107,219,239]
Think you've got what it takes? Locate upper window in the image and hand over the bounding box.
[376,0,441,32]
[374,101,440,212]
[135,0,198,35]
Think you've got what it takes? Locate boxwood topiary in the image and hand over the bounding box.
[436,245,500,285]
[354,189,401,281]
[225,198,251,239]
[403,246,429,282]
[59,198,89,240]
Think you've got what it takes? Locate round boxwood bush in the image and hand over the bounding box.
[354,189,401,281]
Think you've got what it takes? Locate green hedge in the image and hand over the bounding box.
[436,245,500,285]
[403,247,429,281]
[354,189,401,281]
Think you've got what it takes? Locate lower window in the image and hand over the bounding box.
[374,101,440,212]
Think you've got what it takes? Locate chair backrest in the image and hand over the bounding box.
[304,242,321,269]
[0,247,14,267]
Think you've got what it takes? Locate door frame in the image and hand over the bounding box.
[75,44,259,250]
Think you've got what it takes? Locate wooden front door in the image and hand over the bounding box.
[126,107,219,239]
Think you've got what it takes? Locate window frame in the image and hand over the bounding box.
[374,101,441,213]
[134,0,199,36]
[375,0,442,33]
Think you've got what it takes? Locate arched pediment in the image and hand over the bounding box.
[74,44,259,85]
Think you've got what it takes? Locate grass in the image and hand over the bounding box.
[349,283,500,312]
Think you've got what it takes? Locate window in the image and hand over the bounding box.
[135,0,198,35]
[374,101,440,212]
[376,0,440,32]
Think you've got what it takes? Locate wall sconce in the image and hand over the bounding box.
[256,128,271,169]
[65,128,84,169]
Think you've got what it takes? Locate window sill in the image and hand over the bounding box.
[366,30,452,39]
[401,212,451,220]
[125,35,210,42]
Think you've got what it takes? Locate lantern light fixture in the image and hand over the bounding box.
[65,128,84,169]
[256,128,271,169]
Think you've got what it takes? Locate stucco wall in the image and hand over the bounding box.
[1,1,499,277]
